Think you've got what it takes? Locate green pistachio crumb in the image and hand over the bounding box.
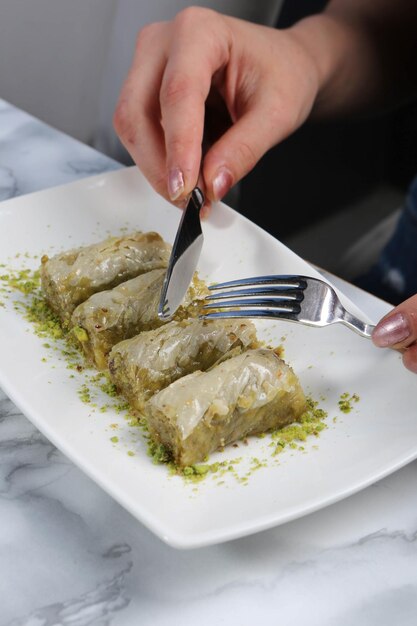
[100,380,118,397]
[78,384,91,404]
[72,326,89,342]
[147,440,172,464]
[338,392,360,413]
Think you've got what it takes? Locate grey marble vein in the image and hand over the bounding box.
[0,391,22,420]
[0,428,69,499]
[0,165,18,201]
[5,564,132,626]
[103,544,132,559]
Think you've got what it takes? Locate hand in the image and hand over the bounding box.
[113,7,322,209]
[372,294,417,373]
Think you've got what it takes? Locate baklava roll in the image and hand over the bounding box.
[146,349,306,466]
[109,318,258,411]
[41,232,171,323]
[72,270,208,369]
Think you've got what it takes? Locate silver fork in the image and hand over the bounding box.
[201,275,375,338]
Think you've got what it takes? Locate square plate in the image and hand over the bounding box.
[0,167,416,549]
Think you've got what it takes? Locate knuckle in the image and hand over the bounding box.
[267,105,283,127]
[165,133,194,159]
[113,100,136,146]
[166,134,184,153]
[235,141,258,172]
[113,99,127,135]
[174,6,210,29]
[268,103,295,134]
[135,22,161,52]
[160,74,192,107]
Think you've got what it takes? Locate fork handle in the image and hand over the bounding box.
[340,308,375,338]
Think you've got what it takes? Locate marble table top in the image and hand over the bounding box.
[1,98,416,626]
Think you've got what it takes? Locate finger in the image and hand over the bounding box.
[202,101,290,202]
[402,342,417,374]
[160,8,231,201]
[372,293,417,350]
[200,203,212,220]
[113,22,170,200]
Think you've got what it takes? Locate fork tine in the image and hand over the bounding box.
[200,310,300,321]
[203,297,300,312]
[205,286,303,301]
[202,274,375,338]
[208,275,307,290]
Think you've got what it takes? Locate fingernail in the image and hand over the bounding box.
[168,168,184,201]
[372,312,411,347]
[212,167,233,202]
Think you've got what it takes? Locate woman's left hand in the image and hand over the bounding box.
[372,294,417,373]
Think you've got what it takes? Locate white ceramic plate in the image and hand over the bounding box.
[0,167,416,549]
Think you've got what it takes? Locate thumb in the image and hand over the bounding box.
[202,105,288,202]
[372,293,417,373]
[372,294,417,350]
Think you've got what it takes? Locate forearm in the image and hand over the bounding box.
[291,0,417,116]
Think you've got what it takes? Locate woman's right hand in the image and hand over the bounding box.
[113,7,324,209]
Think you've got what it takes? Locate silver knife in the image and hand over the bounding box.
[158,187,204,320]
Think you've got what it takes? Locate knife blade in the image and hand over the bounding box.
[158,187,204,320]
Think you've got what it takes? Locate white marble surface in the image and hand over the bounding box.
[1,98,417,626]
[0,98,121,201]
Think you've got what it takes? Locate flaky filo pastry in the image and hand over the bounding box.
[71,269,208,369]
[41,232,171,324]
[109,317,259,410]
[146,348,307,466]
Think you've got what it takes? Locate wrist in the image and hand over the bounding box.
[291,16,343,92]
[290,13,376,116]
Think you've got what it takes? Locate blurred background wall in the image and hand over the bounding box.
[0,0,116,143]
[0,0,283,149]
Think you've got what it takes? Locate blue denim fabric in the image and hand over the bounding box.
[355,176,417,304]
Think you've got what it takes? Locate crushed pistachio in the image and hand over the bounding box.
[72,326,89,342]
[176,459,238,483]
[18,296,64,340]
[78,384,91,404]
[0,268,40,294]
[270,397,328,456]
[100,380,118,397]
[338,392,360,413]
[147,440,171,464]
